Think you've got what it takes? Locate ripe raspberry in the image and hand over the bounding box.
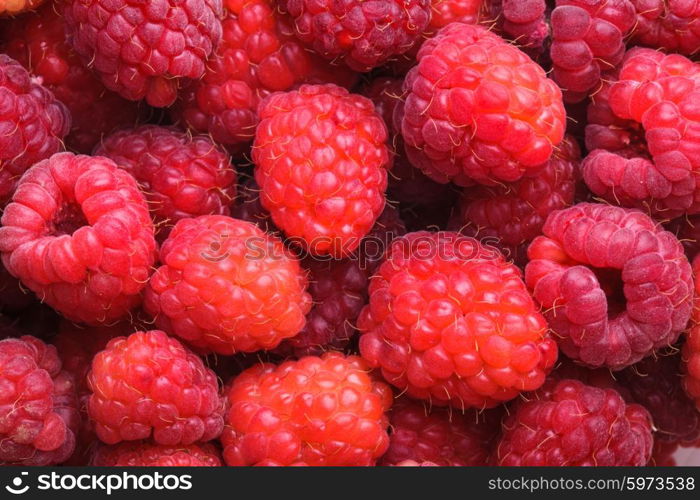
[665,215,700,260]
[275,205,406,358]
[0,336,79,465]
[172,0,357,146]
[221,352,392,466]
[481,0,549,56]
[621,351,700,443]
[253,84,391,257]
[630,0,700,55]
[582,48,700,217]
[0,0,43,15]
[525,203,693,369]
[88,330,224,445]
[380,397,501,466]
[496,379,653,465]
[95,126,237,238]
[91,441,222,466]
[358,231,558,409]
[360,76,404,136]
[450,136,580,265]
[398,23,566,186]
[64,0,223,107]
[2,4,144,153]
[231,178,278,234]
[0,54,70,204]
[144,215,311,355]
[549,0,636,102]
[0,153,157,325]
[280,0,431,72]
[394,459,439,466]
[682,255,700,410]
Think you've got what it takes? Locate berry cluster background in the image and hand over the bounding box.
[1,0,700,467]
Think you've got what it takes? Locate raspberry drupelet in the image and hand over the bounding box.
[630,0,700,55]
[495,379,653,466]
[0,152,157,326]
[280,0,431,72]
[397,23,566,186]
[0,336,79,465]
[358,231,558,409]
[221,352,392,466]
[525,203,693,370]
[87,330,224,445]
[95,126,237,238]
[144,215,311,355]
[253,84,391,257]
[3,4,144,153]
[0,54,70,204]
[64,0,224,107]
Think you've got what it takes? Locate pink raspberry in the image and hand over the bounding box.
[64,0,224,107]
[95,125,237,238]
[630,0,700,55]
[525,203,693,369]
[92,441,222,466]
[0,153,157,326]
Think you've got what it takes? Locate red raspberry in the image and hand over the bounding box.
[0,54,70,204]
[0,335,79,465]
[92,441,222,466]
[221,352,392,466]
[496,379,653,465]
[231,177,278,234]
[450,136,580,265]
[280,0,431,72]
[665,215,700,260]
[380,397,501,466]
[682,255,700,409]
[87,330,224,445]
[2,4,144,153]
[64,0,223,107]
[144,215,311,354]
[253,84,391,257]
[582,48,700,217]
[0,153,157,326]
[525,203,693,369]
[358,231,558,409]
[630,0,700,55]
[0,0,43,15]
[549,0,636,102]
[481,0,549,56]
[360,76,404,136]
[95,126,237,238]
[173,0,357,147]
[398,23,566,186]
[394,459,440,466]
[621,351,700,443]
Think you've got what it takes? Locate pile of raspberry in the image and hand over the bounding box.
[2,0,700,469]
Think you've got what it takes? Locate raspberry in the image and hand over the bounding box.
[221,352,392,466]
[0,153,157,326]
[275,205,406,358]
[172,0,357,146]
[360,76,404,136]
[280,0,431,72]
[144,215,311,355]
[380,397,501,466]
[358,231,558,409]
[495,379,653,465]
[549,0,636,103]
[682,255,700,410]
[0,0,43,15]
[525,203,693,369]
[481,0,549,56]
[91,441,222,466]
[95,126,237,238]
[450,136,580,265]
[87,330,224,445]
[231,178,278,234]
[398,23,566,186]
[64,0,223,107]
[2,4,143,153]
[630,0,700,55]
[0,335,79,465]
[253,84,391,257]
[582,48,700,217]
[394,459,440,466]
[0,54,70,204]
[665,215,700,260]
[621,351,700,443]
